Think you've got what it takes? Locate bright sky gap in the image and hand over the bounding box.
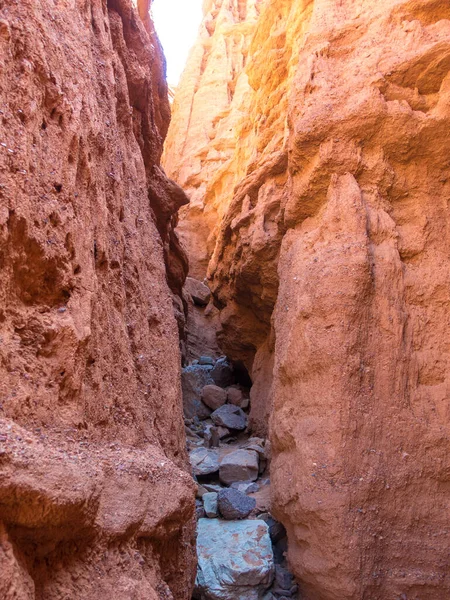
[151,0,203,86]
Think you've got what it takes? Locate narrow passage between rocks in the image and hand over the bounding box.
[182,278,299,600]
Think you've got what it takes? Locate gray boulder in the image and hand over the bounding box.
[218,488,256,520]
[182,365,214,420]
[190,447,220,476]
[219,449,259,485]
[211,357,234,387]
[203,492,219,518]
[202,385,227,410]
[195,519,274,600]
[185,277,211,306]
[211,404,247,431]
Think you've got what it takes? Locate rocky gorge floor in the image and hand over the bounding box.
[182,280,299,600]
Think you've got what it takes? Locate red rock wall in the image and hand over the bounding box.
[169,0,450,598]
[0,0,195,598]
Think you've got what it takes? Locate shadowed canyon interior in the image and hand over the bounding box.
[0,0,449,599]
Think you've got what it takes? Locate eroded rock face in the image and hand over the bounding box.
[169,0,450,598]
[0,0,194,598]
[163,0,264,280]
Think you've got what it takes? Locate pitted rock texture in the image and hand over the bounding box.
[169,0,450,598]
[0,0,194,598]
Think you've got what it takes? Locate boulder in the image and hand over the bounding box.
[190,447,220,476]
[211,404,247,431]
[203,492,218,518]
[195,519,274,600]
[211,357,234,387]
[218,488,256,520]
[219,449,259,485]
[181,365,214,420]
[202,385,227,410]
[185,277,211,306]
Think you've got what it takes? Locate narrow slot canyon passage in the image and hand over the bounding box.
[152,2,296,597]
[1,0,450,600]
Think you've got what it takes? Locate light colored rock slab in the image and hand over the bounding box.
[195,518,274,600]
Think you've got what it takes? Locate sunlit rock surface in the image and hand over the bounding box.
[0,0,195,597]
[168,0,450,598]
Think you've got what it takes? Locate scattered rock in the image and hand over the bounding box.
[203,492,218,518]
[218,488,256,519]
[211,357,234,387]
[219,448,259,485]
[199,356,215,365]
[181,365,214,420]
[231,481,259,494]
[185,277,211,306]
[195,518,274,600]
[190,447,220,476]
[211,404,247,431]
[201,384,227,410]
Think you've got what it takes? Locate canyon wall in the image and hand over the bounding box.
[167,0,450,599]
[0,0,195,598]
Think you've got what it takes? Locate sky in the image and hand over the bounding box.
[151,0,204,86]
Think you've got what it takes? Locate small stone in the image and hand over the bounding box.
[190,447,220,476]
[202,384,227,410]
[199,356,215,365]
[211,357,234,387]
[185,277,211,306]
[230,481,259,494]
[203,492,218,518]
[211,404,247,431]
[219,448,259,485]
[218,488,256,520]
